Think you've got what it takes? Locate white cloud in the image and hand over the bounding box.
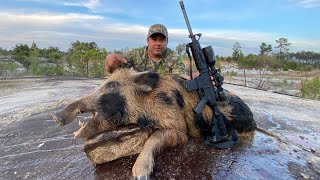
[170,28,278,44]
[55,0,139,15]
[0,10,319,55]
[291,0,320,8]
[63,0,102,12]
[0,12,102,27]
[0,11,103,49]
[0,10,147,51]
[17,0,103,12]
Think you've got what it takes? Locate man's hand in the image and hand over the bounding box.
[104,53,127,73]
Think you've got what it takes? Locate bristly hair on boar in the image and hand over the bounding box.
[51,68,257,179]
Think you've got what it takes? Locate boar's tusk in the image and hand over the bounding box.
[79,120,87,127]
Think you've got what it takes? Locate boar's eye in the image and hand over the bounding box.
[104,81,121,90]
[156,92,173,106]
[98,92,127,125]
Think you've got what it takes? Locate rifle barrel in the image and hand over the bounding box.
[179,1,194,37]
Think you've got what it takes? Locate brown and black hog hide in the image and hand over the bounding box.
[51,68,257,165]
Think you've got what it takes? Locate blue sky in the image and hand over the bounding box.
[0,0,319,56]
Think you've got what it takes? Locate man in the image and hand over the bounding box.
[105,24,186,75]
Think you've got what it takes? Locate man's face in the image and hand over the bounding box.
[147,33,168,58]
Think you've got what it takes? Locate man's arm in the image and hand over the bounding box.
[104,53,127,74]
[105,47,145,73]
[121,47,145,72]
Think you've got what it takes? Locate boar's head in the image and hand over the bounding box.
[52,69,160,140]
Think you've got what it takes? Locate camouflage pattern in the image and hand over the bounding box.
[120,47,186,75]
[147,24,168,39]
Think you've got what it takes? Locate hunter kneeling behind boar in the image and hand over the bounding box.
[51,68,257,179]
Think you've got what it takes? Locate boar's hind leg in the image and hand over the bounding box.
[132,129,188,179]
[51,100,92,126]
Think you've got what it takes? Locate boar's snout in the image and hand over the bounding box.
[50,112,66,126]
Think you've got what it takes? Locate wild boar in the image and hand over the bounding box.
[51,68,256,179]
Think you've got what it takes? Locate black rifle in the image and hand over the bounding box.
[179,1,237,148]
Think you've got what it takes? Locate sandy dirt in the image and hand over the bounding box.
[0,77,319,179]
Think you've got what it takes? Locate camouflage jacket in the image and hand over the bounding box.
[120,47,186,75]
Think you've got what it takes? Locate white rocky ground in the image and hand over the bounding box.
[0,77,319,179]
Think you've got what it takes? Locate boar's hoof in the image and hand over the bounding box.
[50,112,65,126]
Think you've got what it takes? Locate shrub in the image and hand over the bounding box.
[301,77,320,100]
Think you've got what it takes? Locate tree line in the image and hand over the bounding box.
[0,41,107,77]
[229,38,320,71]
[1,38,320,99]
[1,38,320,78]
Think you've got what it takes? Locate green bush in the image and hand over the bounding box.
[283,61,311,71]
[224,71,238,76]
[301,77,320,100]
[35,64,56,76]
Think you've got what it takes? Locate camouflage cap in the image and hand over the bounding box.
[147,24,168,39]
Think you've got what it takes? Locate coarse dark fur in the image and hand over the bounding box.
[51,68,257,179]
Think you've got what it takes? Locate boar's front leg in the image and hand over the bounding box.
[51,95,96,126]
[132,129,188,179]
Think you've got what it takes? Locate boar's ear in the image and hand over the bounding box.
[133,71,160,89]
[132,71,160,96]
[134,84,153,97]
[139,85,152,92]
